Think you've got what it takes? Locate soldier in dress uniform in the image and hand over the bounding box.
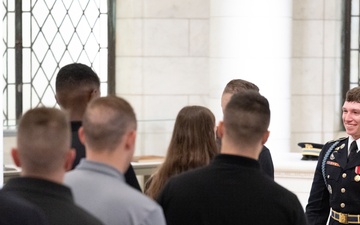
[306,86,360,225]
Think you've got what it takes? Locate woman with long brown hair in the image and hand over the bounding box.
[145,105,219,199]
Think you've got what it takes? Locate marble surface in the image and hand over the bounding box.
[274,152,317,174]
[274,152,317,209]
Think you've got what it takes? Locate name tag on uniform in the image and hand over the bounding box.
[326,161,340,167]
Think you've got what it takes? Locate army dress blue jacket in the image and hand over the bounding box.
[306,137,360,225]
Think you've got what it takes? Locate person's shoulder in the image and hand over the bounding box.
[268,179,301,202]
[259,145,272,157]
[63,167,88,188]
[71,204,104,225]
[121,191,166,225]
[323,136,347,149]
[164,165,210,189]
[64,168,81,180]
[326,136,347,144]
[108,184,163,214]
[176,165,209,178]
[0,191,49,225]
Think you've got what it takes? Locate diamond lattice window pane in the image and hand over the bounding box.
[32,69,48,98]
[32,0,49,27]
[68,1,82,26]
[52,1,67,27]
[85,34,100,62]
[3,0,111,127]
[84,1,100,26]
[43,16,58,44]
[42,51,58,81]
[77,17,92,44]
[68,34,83,61]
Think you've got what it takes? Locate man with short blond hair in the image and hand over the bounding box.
[2,107,103,225]
[65,96,166,225]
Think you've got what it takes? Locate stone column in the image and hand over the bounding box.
[209,0,293,155]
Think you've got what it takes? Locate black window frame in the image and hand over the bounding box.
[2,0,116,130]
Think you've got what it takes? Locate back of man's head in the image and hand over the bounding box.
[82,95,137,152]
[56,63,100,93]
[221,79,259,112]
[223,79,259,95]
[15,107,71,175]
[55,63,100,117]
[224,91,270,147]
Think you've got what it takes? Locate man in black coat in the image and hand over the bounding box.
[306,86,360,224]
[157,91,306,225]
[0,191,48,225]
[55,63,141,191]
[219,79,274,179]
[2,107,103,225]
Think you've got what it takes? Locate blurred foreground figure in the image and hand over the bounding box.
[2,107,103,225]
[0,191,48,225]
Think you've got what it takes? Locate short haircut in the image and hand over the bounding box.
[55,63,100,92]
[17,107,70,173]
[55,63,100,109]
[223,79,259,95]
[224,91,270,146]
[82,95,137,151]
[345,87,360,103]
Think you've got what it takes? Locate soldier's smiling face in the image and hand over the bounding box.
[343,101,360,140]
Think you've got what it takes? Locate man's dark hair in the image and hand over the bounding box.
[223,79,259,95]
[56,63,100,92]
[55,63,100,112]
[224,91,270,146]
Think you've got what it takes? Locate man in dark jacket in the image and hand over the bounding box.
[220,79,274,179]
[2,107,103,225]
[55,63,141,191]
[0,191,48,225]
[157,91,306,225]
